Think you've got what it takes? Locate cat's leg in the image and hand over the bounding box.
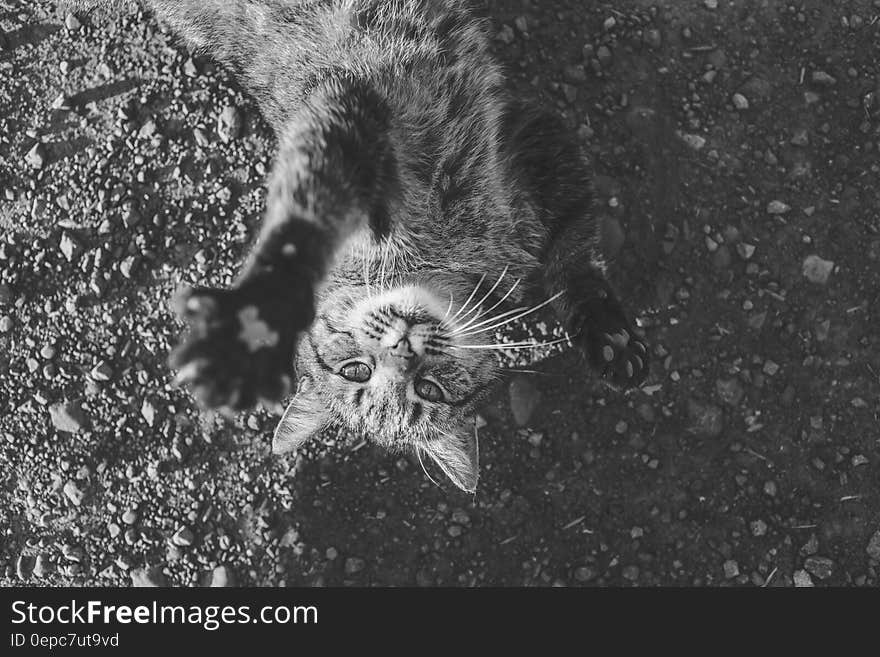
[508,107,648,388]
[543,227,649,389]
[170,77,397,409]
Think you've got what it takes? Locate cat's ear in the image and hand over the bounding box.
[420,421,479,493]
[272,380,329,455]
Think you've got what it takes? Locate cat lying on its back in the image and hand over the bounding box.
[74,0,649,491]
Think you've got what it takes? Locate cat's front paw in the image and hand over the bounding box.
[574,299,649,390]
[168,282,313,410]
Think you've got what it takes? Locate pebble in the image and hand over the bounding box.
[643,28,662,49]
[750,519,768,537]
[171,526,195,547]
[141,399,156,427]
[715,378,744,406]
[793,569,814,587]
[497,25,515,44]
[722,560,739,579]
[50,401,87,433]
[686,399,724,437]
[26,143,46,169]
[16,554,34,580]
[804,556,834,580]
[210,565,234,587]
[732,93,749,110]
[122,509,138,525]
[867,530,880,560]
[704,0,718,8]
[217,106,243,143]
[60,232,80,262]
[107,522,121,538]
[811,70,837,86]
[64,13,82,31]
[802,255,834,284]
[622,565,640,581]
[574,566,597,582]
[130,566,166,587]
[63,480,84,506]
[766,200,791,214]
[33,554,53,578]
[344,557,365,575]
[509,376,541,427]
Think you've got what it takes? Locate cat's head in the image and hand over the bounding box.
[272,280,500,491]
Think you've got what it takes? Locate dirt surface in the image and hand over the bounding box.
[2,0,880,587]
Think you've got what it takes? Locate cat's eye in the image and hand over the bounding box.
[414,378,445,403]
[339,361,372,383]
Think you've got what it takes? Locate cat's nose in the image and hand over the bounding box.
[389,337,414,359]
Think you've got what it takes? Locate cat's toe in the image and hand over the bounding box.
[169,286,297,409]
[584,327,650,390]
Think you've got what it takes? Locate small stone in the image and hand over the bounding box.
[681,133,706,150]
[509,376,541,427]
[26,143,46,169]
[130,566,166,587]
[793,570,814,587]
[704,0,718,8]
[811,71,837,86]
[804,556,834,580]
[90,361,113,381]
[59,232,81,262]
[762,360,780,376]
[750,519,768,537]
[172,526,195,547]
[16,555,34,580]
[643,28,662,49]
[496,25,515,44]
[867,530,880,560]
[596,45,613,65]
[574,566,597,582]
[50,401,87,433]
[63,480,84,506]
[210,565,234,587]
[687,399,723,437]
[122,509,138,525]
[107,523,121,538]
[736,243,756,259]
[715,378,744,406]
[732,93,749,110]
[766,200,791,214]
[64,13,82,31]
[183,57,199,77]
[141,399,156,427]
[33,554,53,578]
[344,557,365,575]
[622,565,640,581]
[723,560,739,579]
[217,106,242,143]
[802,255,834,284]
[790,128,810,146]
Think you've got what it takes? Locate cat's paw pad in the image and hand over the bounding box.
[586,327,649,389]
[168,286,304,410]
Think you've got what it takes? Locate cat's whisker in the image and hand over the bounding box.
[449,304,528,336]
[416,446,442,489]
[456,291,564,337]
[443,292,455,322]
[450,335,572,350]
[448,272,487,323]
[451,277,522,334]
[452,265,509,328]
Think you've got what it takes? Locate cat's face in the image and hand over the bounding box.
[272,281,499,491]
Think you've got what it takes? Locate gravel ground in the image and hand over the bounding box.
[1,0,879,587]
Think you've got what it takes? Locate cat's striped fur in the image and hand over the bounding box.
[72,0,649,491]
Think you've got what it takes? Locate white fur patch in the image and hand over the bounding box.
[237,305,280,352]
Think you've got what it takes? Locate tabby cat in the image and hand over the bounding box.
[75,0,649,491]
